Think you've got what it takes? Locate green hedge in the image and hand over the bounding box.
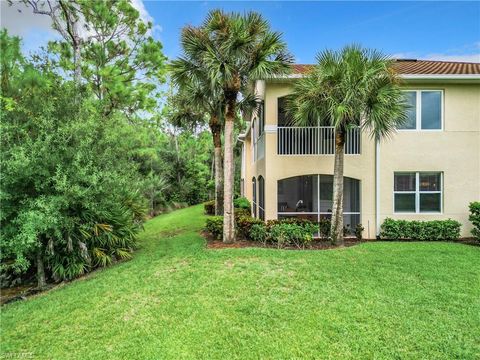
[236,215,263,239]
[248,220,318,248]
[249,223,268,243]
[205,216,223,239]
[268,223,317,248]
[206,214,365,244]
[469,202,480,241]
[380,218,461,241]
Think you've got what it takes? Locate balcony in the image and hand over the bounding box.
[277,126,360,155]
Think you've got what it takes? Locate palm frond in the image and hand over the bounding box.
[288,44,408,139]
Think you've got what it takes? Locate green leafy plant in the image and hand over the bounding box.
[266,217,316,229]
[234,208,251,220]
[205,216,224,240]
[204,200,216,215]
[468,202,480,241]
[234,197,251,210]
[268,223,316,249]
[236,215,263,239]
[249,223,268,244]
[318,218,331,240]
[380,218,461,241]
[355,224,365,241]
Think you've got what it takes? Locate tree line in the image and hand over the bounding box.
[0,1,230,288]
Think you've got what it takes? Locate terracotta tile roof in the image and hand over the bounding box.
[292,60,480,75]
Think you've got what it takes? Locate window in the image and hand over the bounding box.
[402,91,417,130]
[258,176,265,220]
[398,90,442,130]
[394,172,442,213]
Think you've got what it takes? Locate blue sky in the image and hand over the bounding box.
[144,1,480,63]
[2,1,479,63]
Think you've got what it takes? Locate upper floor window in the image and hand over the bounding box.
[398,90,443,130]
[394,172,442,213]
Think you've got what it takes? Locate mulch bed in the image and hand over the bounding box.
[203,231,480,250]
[202,231,364,250]
[455,238,480,247]
[0,284,50,305]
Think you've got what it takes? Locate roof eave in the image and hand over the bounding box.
[268,73,480,83]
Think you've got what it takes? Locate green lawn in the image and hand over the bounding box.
[2,205,479,359]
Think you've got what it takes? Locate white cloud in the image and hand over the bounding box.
[1,0,55,36]
[131,0,153,24]
[1,1,59,54]
[1,0,161,52]
[423,53,480,63]
[130,0,163,38]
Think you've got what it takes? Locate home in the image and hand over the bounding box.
[240,60,480,238]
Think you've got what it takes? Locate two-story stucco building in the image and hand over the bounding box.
[240,60,480,238]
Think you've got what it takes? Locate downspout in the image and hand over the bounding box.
[375,138,380,238]
[238,136,245,197]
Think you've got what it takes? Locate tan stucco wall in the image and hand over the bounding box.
[243,81,480,238]
[379,84,480,236]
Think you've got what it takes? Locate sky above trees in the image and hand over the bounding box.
[2,1,479,63]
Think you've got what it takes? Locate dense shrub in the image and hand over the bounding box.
[249,223,268,243]
[380,218,461,241]
[236,215,263,239]
[318,218,331,239]
[205,216,223,240]
[204,200,215,215]
[248,220,317,248]
[234,197,251,210]
[469,202,480,241]
[355,224,365,241]
[266,217,316,229]
[269,223,316,248]
[234,208,251,220]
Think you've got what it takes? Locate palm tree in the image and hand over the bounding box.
[167,80,225,215]
[288,45,408,245]
[172,10,293,243]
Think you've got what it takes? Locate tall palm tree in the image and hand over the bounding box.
[172,10,293,243]
[167,80,226,215]
[288,45,408,245]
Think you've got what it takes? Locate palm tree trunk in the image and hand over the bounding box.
[223,96,236,243]
[36,245,47,290]
[210,118,224,215]
[330,129,345,245]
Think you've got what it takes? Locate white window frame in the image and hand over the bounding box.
[393,172,443,214]
[398,90,444,131]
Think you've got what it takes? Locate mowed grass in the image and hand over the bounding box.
[2,205,479,359]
